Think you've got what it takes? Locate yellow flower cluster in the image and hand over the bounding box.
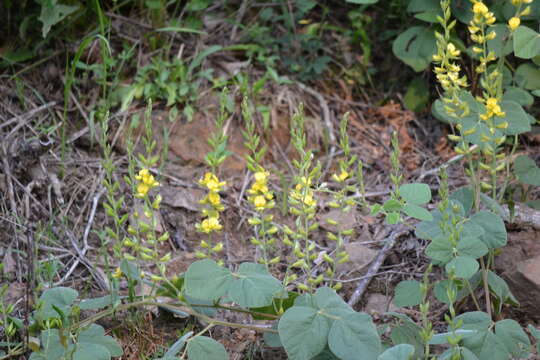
[469,1,497,74]
[196,172,225,234]
[433,43,468,94]
[481,97,505,121]
[290,176,317,208]
[248,170,275,211]
[135,169,160,198]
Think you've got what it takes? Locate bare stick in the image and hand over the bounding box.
[347,225,409,307]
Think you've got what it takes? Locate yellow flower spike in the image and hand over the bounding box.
[508,17,520,31]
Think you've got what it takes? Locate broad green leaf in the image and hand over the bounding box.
[392,26,437,72]
[389,319,423,359]
[185,259,233,301]
[425,236,453,263]
[386,212,400,224]
[383,199,402,211]
[399,183,431,205]
[263,324,282,348]
[455,311,491,331]
[72,343,111,360]
[445,256,479,279]
[497,101,533,135]
[456,237,488,259]
[278,306,330,360]
[514,63,540,90]
[228,262,283,308]
[314,287,352,313]
[495,319,531,357]
[393,280,422,307]
[514,155,540,186]
[403,77,430,112]
[487,271,518,305]
[328,312,381,360]
[514,26,540,59]
[186,336,228,360]
[29,329,66,359]
[39,1,79,38]
[461,331,509,360]
[79,295,115,310]
[450,187,474,215]
[37,287,78,320]
[378,344,415,360]
[163,331,193,359]
[402,204,433,221]
[487,24,513,58]
[503,87,534,107]
[468,211,507,249]
[434,279,458,304]
[120,259,140,281]
[77,324,123,357]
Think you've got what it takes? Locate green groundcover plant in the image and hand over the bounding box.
[3,1,540,360]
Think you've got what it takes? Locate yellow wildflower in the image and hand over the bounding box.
[112,267,123,279]
[198,216,222,233]
[207,191,221,206]
[199,172,226,192]
[135,168,160,197]
[252,195,267,210]
[332,170,349,182]
[473,2,488,15]
[508,17,520,31]
[254,171,269,183]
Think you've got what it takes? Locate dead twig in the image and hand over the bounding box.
[347,225,409,307]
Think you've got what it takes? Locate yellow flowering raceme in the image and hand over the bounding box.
[135,168,160,197]
[480,97,505,120]
[248,170,274,211]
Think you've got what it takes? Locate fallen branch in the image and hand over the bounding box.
[347,225,409,307]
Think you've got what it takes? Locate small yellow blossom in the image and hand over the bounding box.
[112,267,123,279]
[473,2,488,15]
[252,195,267,210]
[198,216,222,233]
[207,191,221,206]
[508,17,520,31]
[254,171,269,183]
[199,172,226,192]
[332,170,349,182]
[135,168,160,197]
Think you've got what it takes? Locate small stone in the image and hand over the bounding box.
[337,242,377,273]
[319,209,357,233]
[364,293,397,314]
